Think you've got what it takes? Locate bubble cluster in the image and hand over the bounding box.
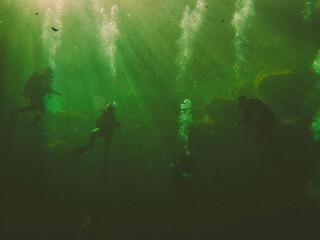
[231,0,255,77]
[98,5,120,78]
[313,50,320,75]
[176,0,207,80]
[302,0,320,22]
[311,111,320,140]
[311,51,320,140]
[179,99,193,151]
[41,0,64,70]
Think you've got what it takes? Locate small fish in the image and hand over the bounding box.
[51,27,59,32]
[35,13,39,15]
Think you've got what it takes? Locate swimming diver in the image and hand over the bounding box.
[170,151,196,211]
[10,67,61,128]
[72,103,120,164]
[171,152,196,185]
[235,96,277,163]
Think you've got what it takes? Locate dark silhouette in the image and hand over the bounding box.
[170,151,196,211]
[72,103,120,164]
[171,152,196,184]
[10,67,61,128]
[51,27,59,32]
[235,96,277,163]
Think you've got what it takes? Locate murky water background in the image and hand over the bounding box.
[0,0,320,239]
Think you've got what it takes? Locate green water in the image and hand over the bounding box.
[0,0,320,239]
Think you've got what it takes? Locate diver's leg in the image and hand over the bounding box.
[73,129,101,158]
[10,104,35,123]
[260,139,268,163]
[102,137,111,165]
[255,125,277,180]
[256,125,270,161]
[30,112,43,128]
[30,98,45,128]
[260,125,278,162]
[88,128,101,148]
[15,105,35,113]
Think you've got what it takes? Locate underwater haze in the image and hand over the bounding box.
[0,0,320,239]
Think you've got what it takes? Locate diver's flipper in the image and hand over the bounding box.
[72,147,89,158]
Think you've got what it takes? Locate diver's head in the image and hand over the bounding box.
[179,151,191,160]
[104,102,116,113]
[236,96,248,107]
[43,67,54,80]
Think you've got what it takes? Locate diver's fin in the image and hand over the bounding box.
[72,147,89,158]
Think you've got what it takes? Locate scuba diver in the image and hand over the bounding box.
[171,151,196,185]
[72,103,120,164]
[170,151,196,211]
[235,96,277,163]
[10,67,61,128]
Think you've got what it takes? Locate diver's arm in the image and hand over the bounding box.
[47,87,61,98]
[112,120,122,141]
[50,90,61,96]
[236,115,254,126]
[235,118,246,126]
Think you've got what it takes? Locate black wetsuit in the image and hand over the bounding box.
[73,109,119,163]
[170,153,196,214]
[11,72,59,126]
[238,98,276,162]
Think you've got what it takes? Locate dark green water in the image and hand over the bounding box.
[0,0,320,239]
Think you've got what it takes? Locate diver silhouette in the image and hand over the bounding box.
[10,67,61,128]
[170,151,196,211]
[72,103,120,164]
[171,152,196,185]
[235,96,277,163]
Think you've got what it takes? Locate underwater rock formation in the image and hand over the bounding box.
[189,97,259,190]
[230,80,257,99]
[190,95,319,211]
[255,69,315,119]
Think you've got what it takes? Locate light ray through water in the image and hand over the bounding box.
[97,5,120,80]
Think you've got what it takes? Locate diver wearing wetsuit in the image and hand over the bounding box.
[72,103,120,164]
